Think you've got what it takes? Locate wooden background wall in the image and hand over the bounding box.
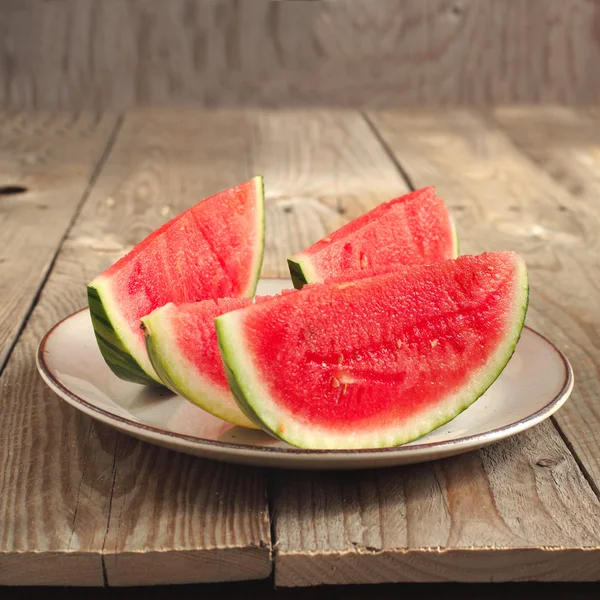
[1,0,599,109]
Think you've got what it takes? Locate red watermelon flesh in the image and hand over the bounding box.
[217,252,528,449]
[88,176,264,385]
[142,297,259,428]
[287,187,458,288]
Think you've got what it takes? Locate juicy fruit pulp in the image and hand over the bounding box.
[217,252,529,449]
[88,176,265,385]
[142,298,258,429]
[287,187,458,288]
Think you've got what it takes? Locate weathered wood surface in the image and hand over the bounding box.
[253,109,410,277]
[492,107,600,493]
[494,107,600,201]
[1,0,599,110]
[274,423,600,586]
[271,108,600,585]
[371,107,600,491]
[2,108,600,587]
[0,110,271,585]
[99,109,407,586]
[0,112,118,372]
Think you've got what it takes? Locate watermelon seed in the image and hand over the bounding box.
[342,383,348,395]
[360,253,369,269]
[337,354,344,364]
[323,237,332,243]
[396,339,402,349]
[431,339,438,348]
[331,377,340,388]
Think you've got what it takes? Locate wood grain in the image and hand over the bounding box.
[274,424,600,586]
[491,107,600,492]
[50,107,408,585]
[251,109,410,277]
[68,109,271,586]
[4,107,600,587]
[371,107,600,495]
[0,236,119,585]
[271,108,600,586]
[1,0,599,110]
[0,111,118,372]
[493,108,600,201]
[0,110,271,585]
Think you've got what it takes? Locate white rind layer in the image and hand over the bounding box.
[217,259,529,450]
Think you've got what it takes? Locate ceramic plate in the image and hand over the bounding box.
[37,279,573,470]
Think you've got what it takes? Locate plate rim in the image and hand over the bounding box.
[37,308,574,459]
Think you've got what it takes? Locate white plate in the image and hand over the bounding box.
[36,279,573,470]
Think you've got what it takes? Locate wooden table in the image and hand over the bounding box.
[1,108,599,588]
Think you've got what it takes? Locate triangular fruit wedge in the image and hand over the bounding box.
[141,298,259,429]
[88,176,265,385]
[287,187,458,288]
[217,252,528,450]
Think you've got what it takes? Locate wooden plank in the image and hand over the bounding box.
[0,110,271,585]
[253,109,410,277]
[79,109,271,586]
[275,424,600,586]
[493,107,600,201]
[81,108,407,585]
[371,107,600,493]
[0,111,118,372]
[0,117,120,584]
[271,109,600,586]
[491,107,600,492]
[1,0,599,110]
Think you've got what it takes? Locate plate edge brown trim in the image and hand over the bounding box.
[36,308,574,457]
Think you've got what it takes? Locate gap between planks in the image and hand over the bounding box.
[0,112,121,375]
[0,113,125,586]
[268,109,600,587]
[361,111,416,191]
[3,108,596,584]
[0,110,275,586]
[362,107,591,492]
[0,115,124,378]
[485,107,600,502]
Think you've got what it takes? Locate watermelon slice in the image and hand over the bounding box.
[287,187,458,288]
[88,176,265,385]
[216,252,528,450]
[141,298,259,429]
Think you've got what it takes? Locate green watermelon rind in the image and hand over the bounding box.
[88,285,160,385]
[88,175,266,386]
[141,305,259,429]
[287,210,460,290]
[245,175,266,298]
[286,257,312,290]
[216,323,287,439]
[216,261,529,450]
